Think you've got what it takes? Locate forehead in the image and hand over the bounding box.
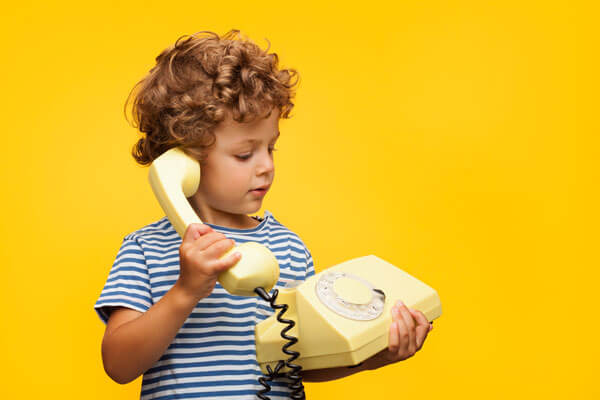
[215,108,281,146]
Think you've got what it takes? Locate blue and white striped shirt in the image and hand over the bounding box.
[94,210,315,399]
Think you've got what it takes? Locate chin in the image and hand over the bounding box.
[247,204,262,214]
[245,201,263,214]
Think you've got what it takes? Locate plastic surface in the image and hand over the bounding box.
[148,147,279,296]
[255,255,442,373]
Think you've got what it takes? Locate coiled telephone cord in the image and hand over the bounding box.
[254,287,305,400]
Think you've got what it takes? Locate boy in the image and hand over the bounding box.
[94,29,433,399]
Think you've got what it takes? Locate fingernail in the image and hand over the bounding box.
[396,300,404,307]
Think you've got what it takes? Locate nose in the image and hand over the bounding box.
[256,150,274,176]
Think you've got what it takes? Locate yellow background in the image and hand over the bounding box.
[0,1,595,398]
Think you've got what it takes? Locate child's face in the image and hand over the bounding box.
[188,107,281,227]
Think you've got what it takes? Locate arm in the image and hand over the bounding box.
[300,361,375,382]
[101,223,241,384]
[101,282,199,384]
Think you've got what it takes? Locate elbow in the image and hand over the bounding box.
[102,354,137,385]
[102,353,134,384]
[101,337,137,385]
[105,369,132,385]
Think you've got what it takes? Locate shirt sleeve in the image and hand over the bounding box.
[94,236,153,324]
[304,246,316,278]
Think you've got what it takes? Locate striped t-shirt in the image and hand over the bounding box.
[94,209,316,399]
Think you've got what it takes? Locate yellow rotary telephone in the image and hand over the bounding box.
[149,147,442,398]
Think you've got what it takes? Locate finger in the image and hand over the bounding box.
[388,320,400,354]
[396,301,416,354]
[392,305,410,356]
[409,309,430,350]
[409,308,429,327]
[212,250,242,273]
[195,231,229,251]
[205,238,236,260]
[395,317,410,357]
[182,223,213,244]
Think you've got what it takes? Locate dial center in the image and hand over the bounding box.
[332,276,373,305]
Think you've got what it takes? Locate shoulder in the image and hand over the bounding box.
[265,211,306,242]
[122,216,179,245]
[263,211,311,256]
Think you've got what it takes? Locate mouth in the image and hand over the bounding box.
[249,185,270,196]
[251,185,271,191]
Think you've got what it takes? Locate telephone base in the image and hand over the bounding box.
[258,332,388,374]
[255,255,442,375]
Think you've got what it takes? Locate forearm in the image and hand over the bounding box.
[102,282,199,384]
[300,359,376,382]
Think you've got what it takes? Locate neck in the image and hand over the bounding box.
[186,198,260,229]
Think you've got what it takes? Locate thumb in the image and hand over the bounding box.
[182,223,212,243]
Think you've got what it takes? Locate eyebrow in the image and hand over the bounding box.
[237,131,280,145]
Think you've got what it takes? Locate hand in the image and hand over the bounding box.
[175,223,241,302]
[366,300,433,369]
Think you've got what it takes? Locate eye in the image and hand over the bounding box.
[235,147,277,160]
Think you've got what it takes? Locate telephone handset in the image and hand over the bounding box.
[147,147,279,296]
[148,147,442,400]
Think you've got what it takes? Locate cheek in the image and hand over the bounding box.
[227,165,251,184]
[203,162,250,189]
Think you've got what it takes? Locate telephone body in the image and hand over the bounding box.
[255,255,441,373]
[148,147,442,382]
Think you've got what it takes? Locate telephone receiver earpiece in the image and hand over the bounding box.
[148,147,279,297]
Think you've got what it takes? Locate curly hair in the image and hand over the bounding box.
[124,29,300,165]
